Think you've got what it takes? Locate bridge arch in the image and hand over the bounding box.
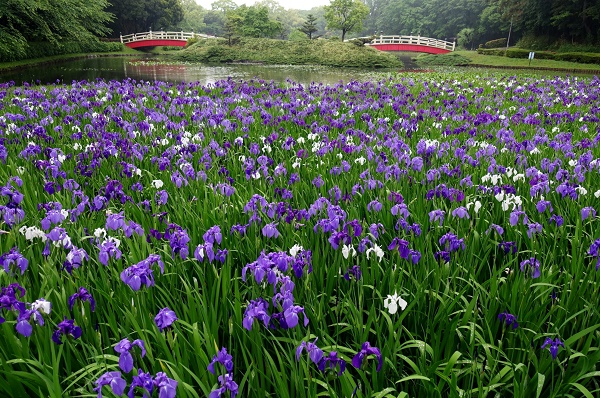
[367,35,455,54]
[120,31,215,48]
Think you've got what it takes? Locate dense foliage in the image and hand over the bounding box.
[107,0,184,36]
[0,0,114,62]
[175,37,402,68]
[1,71,600,397]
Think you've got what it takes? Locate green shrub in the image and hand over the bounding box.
[506,48,555,59]
[515,34,555,50]
[483,38,507,49]
[415,53,472,66]
[477,48,506,56]
[554,52,600,65]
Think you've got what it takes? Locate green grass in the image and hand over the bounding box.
[454,50,600,71]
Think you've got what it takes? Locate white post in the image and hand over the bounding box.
[120,34,123,43]
[149,29,152,39]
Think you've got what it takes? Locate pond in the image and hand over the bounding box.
[0,56,400,86]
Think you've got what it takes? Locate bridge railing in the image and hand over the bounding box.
[120,31,215,44]
[368,35,455,51]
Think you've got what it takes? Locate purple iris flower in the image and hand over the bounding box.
[509,210,528,226]
[164,224,190,259]
[203,225,223,245]
[15,308,44,337]
[68,287,96,312]
[94,371,127,398]
[581,207,597,220]
[526,222,543,238]
[243,298,270,330]
[499,241,518,254]
[262,222,280,238]
[209,373,238,398]
[451,206,469,219]
[114,338,146,373]
[98,239,122,266]
[520,257,541,278]
[536,200,553,214]
[343,265,362,281]
[317,351,346,375]
[120,254,164,291]
[541,337,564,360]
[367,200,382,212]
[106,212,126,230]
[208,347,234,375]
[498,312,519,329]
[41,209,66,231]
[154,307,178,332]
[52,317,82,344]
[296,339,324,365]
[128,369,154,398]
[153,372,178,398]
[123,221,144,238]
[1,247,29,275]
[283,305,309,328]
[155,190,168,205]
[63,246,89,274]
[428,209,445,226]
[549,214,564,227]
[352,342,383,372]
[486,224,504,236]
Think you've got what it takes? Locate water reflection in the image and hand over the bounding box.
[0,56,394,86]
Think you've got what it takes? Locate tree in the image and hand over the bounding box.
[0,0,113,61]
[237,5,282,38]
[300,14,319,39]
[323,0,370,41]
[457,27,475,49]
[177,0,206,33]
[107,0,184,35]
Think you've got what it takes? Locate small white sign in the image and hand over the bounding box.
[528,52,535,60]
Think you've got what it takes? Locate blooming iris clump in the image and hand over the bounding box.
[0,247,29,275]
[154,307,178,332]
[195,225,228,264]
[120,254,164,291]
[94,371,127,398]
[296,338,346,376]
[4,73,600,397]
[520,257,541,278]
[52,317,82,344]
[352,341,383,372]
[541,337,564,360]
[114,338,146,373]
[498,312,519,329]
[68,287,96,312]
[208,347,238,398]
[208,347,234,375]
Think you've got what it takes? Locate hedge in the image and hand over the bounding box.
[482,38,507,49]
[476,47,600,65]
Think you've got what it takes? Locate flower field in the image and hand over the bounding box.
[1,73,600,398]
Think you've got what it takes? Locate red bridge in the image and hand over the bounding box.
[120,31,215,48]
[367,35,455,54]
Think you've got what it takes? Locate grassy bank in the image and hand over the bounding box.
[0,47,141,73]
[175,38,402,68]
[455,50,600,72]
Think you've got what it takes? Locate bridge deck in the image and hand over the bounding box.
[120,31,215,47]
